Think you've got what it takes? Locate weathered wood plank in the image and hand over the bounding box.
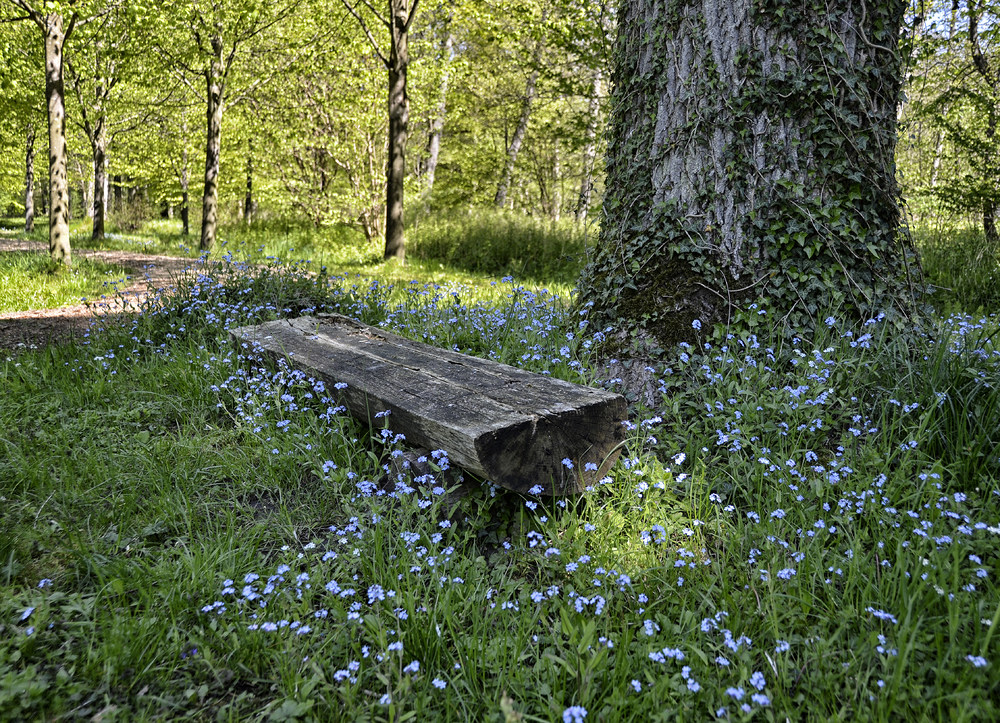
[230,314,627,494]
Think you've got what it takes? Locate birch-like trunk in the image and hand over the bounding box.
[200,37,225,251]
[494,67,538,209]
[44,13,71,264]
[24,123,35,233]
[423,31,452,199]
[91,100,108,240]
[79,157,93,219]
[244,138,254,225]
[575,71,602,224]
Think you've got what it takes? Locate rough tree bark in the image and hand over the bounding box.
[24,122,35,233]
[11,3,81,262]
[579,0,918,347]
[43,12,72,264]
[201,35,225,251]
[384,0,415,261]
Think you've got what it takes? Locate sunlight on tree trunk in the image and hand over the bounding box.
[44,12,71,265]
[201,36,224,251]
[24,122,35,234]
[494,66,538,209]
[92,104,108,240]
[384,0,412,262]
[423,30,452,203]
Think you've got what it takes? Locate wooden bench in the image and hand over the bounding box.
[230,314,627,495]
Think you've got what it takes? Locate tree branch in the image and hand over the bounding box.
[968,1,997,88]
[357,0,389,28]
[340,0,389,67]
[66,59,96,139]
[405,0,420,33]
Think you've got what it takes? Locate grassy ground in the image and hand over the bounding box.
[0,249,131,314]
[0,216,998,721]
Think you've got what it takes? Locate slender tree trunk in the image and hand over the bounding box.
[44,13,72,264]
[985,108,999,245]
[423,30,453,200]
[551,140,562,221]
[384,1,411,261]
[79,157,94,219]
[181,144,190,236]
[968,4,1000,247]
[575,71,602,224]
[494,67,538,209]
[24,123,35,234]
[985,201,999,246]
[244,138,254,225]
[201,37,225,251]
[580,0,916,346]
[91,105,108,240]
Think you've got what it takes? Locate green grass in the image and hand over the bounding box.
[914,224,1000,313]
[0,251,130,313]
[1,216,998,720]
[1,212,583,297]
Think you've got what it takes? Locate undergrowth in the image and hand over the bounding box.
[0,228,997,721]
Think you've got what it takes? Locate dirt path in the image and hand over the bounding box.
[0,239,200,353]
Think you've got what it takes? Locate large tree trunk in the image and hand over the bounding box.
[24,123,35,234]
[384,1,411,262]
[575,71,602,224]
[579,0,917,347]
[201,37,225,251]
[44,13,72,265]
[494,67,538,209]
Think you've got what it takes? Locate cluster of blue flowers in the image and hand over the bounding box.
[9,254,998,718]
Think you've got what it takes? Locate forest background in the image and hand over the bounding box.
[0,0,990,300]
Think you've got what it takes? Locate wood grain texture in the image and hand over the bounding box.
[230,314,627,494]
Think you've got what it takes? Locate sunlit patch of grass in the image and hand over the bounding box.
[0,251,131,313]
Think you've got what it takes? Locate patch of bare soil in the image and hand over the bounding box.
[0,239,199,354]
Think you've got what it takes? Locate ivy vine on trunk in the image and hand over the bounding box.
[579,0,922,349]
